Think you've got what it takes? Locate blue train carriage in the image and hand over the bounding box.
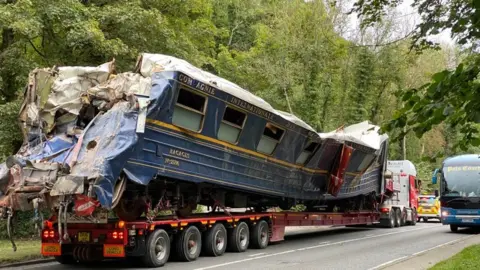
[115,54,345,220]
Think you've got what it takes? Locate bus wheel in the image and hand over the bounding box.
[450,225,459,232]
[250,220,269,249]
[175,226,202,262]
[142,229,170,267]
[202,223,227,257]
[228,221,249,252]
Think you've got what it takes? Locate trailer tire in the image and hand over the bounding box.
[227,222,249,252]
[394,208,401,227]
[54,255,76,265]
[400,208,406,226]
[202,223,227,257]
[142,229,170,267]
[250,220,269,249]
[175,225,202,262]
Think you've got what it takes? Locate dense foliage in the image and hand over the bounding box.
[0,1,476,232]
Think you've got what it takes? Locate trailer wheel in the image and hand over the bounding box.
[400,209,406,226]
[394,208,401,227]
[175,225,202,262]
[54,255,76,265]
[202,223,227,257]
[142,229,170,267]
[450,225,459,232]
[228,221,249,252]
[250,220,269,249]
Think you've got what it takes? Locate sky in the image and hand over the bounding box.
[342,0,455,46]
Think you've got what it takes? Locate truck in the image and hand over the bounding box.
[39,159,418,267]
[432,154,480,232]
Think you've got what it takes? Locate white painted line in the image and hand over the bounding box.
[248,253,266,257]
[411,235,473,256]
[368,256,408,270]
[367,235,474,270]
[194,226,431,270]
[193,250,296,270]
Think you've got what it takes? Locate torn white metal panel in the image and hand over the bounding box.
[319,121,389,150]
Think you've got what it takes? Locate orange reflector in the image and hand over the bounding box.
[250,217,255,220]
[234,218,239,222]
[149,224,155,231]
[180,222,188,226]
[118,221,125,229]
[103,244,125,258]
[170,223,178,227]
[201,221,208,225]
[227,219,233,222]
[41,243,61,256]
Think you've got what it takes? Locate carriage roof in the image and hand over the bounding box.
[136,53,317,133]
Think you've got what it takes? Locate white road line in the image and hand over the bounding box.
[367,235,474,270]
[193,226,431,270]
[248,253,266,257]
[368,256,408,270]
[411,235,473,256]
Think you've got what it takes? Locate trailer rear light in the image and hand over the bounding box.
[380,208,390,213]
[42,230,56,239]
[138,229,144,236]
[110,231,124,240]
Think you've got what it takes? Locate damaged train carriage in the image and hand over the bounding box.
[0,53,388,226]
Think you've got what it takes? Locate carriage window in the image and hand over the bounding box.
[256,123,284,155]
[295,141,319,164]
[172,88,206,132]
[218,107,246,144]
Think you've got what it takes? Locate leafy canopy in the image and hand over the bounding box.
[352,0,480,151]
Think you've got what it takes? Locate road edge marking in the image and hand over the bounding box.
[193,226,432,270]
[367,235,475,270]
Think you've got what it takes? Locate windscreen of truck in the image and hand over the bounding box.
[442,165,480,197]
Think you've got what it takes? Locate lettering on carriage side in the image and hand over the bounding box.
[178,73,215,95]
[229,96,274,120]
[169,148,190,159]
[165,158,180,166]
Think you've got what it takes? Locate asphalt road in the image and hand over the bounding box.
[12,221,478,270]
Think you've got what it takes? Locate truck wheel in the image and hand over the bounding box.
[394,209,401,227]
[400,209,406,226]
[250,220,269,249]
[227,221,249,252]
[142,229,170,267]
[175,226,202,262]
[423,217,428,222]
[54,255,76,265]
[202,223,227,257]
[450,225,459,232]
[411,211,417,226]
[384,210,395,228]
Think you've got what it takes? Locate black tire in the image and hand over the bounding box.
[250,220,269,249]
[423,217,428,222]
[383,210,395,228]
[175,226,202,262]
[142,229,170,267]
[394,208,401,227]
[54,255,76,265]
[450,225,459,232]
[227,221,249,252]
[411,210,417,226]
[202,223,227,257]
[114,197,144,222]
[400,209,406,226]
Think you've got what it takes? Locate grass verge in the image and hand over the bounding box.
[430,244,480,270]
[0,239,44,265]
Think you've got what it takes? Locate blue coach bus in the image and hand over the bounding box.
[432,154,480,232]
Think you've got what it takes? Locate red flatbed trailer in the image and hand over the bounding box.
[40,210,380,267]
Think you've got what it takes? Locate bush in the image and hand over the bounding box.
[0,210,51,240]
